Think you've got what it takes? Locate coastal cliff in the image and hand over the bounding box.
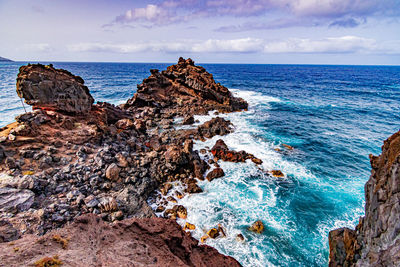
[329,130,400,266]
[0,58,246,266]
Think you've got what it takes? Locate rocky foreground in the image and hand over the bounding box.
[0,58,264,266]
[329,130,400,266]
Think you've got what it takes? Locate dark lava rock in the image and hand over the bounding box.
[206,168,225,182]
[16,64,94,114]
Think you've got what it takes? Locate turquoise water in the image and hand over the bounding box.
[1,62,399,266]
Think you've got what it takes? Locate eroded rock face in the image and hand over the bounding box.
[124,57,248,114]
[16,64,94,114]
[329,130,400,266]
[0,214,241,267]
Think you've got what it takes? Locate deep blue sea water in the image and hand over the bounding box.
[1,62,399,266]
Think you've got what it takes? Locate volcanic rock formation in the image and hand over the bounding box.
[123,57,248,114]
[16,64,94,113]
[329,130,400,266]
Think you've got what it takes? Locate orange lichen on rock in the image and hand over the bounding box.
[270,170,284,177]
[52,235,69,249]
[34,255,62,267]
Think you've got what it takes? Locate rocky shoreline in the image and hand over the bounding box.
[0,58,276,266]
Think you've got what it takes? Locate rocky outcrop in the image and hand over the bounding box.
[0,60,249,265]
[0,214,241,267]
[16,64,94,114]
[329,130,400,266]
[123,57,248,114]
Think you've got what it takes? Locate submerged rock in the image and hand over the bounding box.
[248,220,264,234]
[16,64,94,114]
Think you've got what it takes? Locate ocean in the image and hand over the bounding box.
[1,62,399,266]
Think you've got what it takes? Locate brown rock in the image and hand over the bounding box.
[270,170,284,178]
[182,115,195,125]
[105,163,120,181]
[183,222,196,231]
[236,234,245,242]
[211,139,250,163]
[207,228,220,239]
[197,117,233,138]
[185,183,203,194]
[16,64,94,113]
[124,58,248,113]
[248,220,264,234]
[173,205,187,219]
[160,183,172,196]
[115,118,134,129]
[206,167,225,182]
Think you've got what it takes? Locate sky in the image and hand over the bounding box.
[0,0,399,64]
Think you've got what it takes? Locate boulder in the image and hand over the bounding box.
[105,163,120,181]
[16,64,94,114]
[182,115,194,125]
[248,220,264,234]
[185,182,203,194]
[197,117,233,138]
[0,187,34,213]
[206,168,225,182]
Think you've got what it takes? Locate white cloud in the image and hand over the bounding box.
[264,36,377,53]
[67,36,400,55]
[20,43,52,52]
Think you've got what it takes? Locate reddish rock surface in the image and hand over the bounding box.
[211,139,262,164]
[0,214,241,267]
[124,57,248,114]
[329,130,400,266]
[206,167,225,182]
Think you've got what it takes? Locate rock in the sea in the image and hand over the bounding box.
[248,220,264,234]
[207,228,220,239]
[270,170,284,178]
[206,167,225,182]
[16,64,94,113]
[185,182,203,194]
[0,187,34,212]
[124,57,248,113]
[329,130,400,266]
[211,139,250,163]
[197,117,233,138]
[0,214,242,266]
[182,115,195,125]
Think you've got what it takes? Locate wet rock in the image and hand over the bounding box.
[236,234,245,242]
[160,183,172,196]
[182,115,194,125]
[105,163,120,181]
[206,167,225,182]
[0,187,34,212]
[207,228,220,239]
[211,139,250,163]
[282,144,294,150]
[197,117,233,138]
[184,222,196,231]
[173,205,187,219]
[16,64,94,113]
[185,182,203,194]
[248,220,264,234]
[270,170,284,178]
[251,157,263,165]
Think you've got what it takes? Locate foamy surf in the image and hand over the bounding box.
[150,88,367,266]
